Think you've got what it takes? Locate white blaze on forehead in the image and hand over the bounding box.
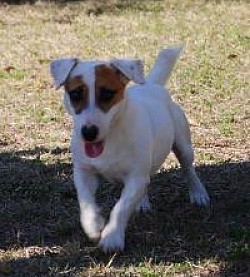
[88,66,96,112]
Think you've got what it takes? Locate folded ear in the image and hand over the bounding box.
[110,59,145,84]
[50,58,78,89]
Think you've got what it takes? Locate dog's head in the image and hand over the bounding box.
[50,58,145,158]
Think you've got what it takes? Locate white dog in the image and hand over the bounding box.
[50,46,210,252]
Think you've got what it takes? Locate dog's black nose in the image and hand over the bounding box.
[81,125,99,142]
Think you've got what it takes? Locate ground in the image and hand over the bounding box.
[0,0,249,276]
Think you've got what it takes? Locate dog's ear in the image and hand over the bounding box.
[111,59,145,84]
[50,58,78,89]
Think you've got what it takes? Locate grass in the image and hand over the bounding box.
[0,0,249,276]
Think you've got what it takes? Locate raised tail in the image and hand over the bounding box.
[146,45,184,86]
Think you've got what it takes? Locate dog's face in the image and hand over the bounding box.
[50,58,145,158]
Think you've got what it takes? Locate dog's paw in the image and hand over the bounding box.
[99,224,125,253]
[136,195,151,213]
[189,185,210,206]
[81,211,105,242]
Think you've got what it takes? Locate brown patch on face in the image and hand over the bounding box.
[95,64,128,112]
[64,76,88,114]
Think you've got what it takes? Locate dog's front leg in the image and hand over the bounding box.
[74,167,105,242]
[99,175,149,252]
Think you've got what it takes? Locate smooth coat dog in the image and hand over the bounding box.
[50,46,210,252]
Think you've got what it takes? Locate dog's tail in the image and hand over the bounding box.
[146,45,184,86]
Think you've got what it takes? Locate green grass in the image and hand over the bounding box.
[0,0,249,276]
[0,69,26,80]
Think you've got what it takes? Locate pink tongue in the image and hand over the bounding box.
[84,141,104,158]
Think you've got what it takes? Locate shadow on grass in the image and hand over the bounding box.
[0,147,249,276]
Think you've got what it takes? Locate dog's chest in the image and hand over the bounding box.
[73,142,133,183]
[88,156,131,183]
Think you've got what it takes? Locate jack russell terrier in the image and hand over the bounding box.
[50,46,210,252]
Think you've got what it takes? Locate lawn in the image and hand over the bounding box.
[0,0,249,276]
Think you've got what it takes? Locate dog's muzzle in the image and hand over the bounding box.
[81,125,104,158]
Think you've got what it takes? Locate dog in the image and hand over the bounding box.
[50,46,210,252]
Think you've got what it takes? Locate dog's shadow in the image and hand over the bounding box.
[0,147,249,276]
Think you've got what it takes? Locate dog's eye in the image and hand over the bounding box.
[99,87,117,102]
[68,87,83,103]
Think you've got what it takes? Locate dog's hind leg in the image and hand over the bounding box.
[172,104,210,206]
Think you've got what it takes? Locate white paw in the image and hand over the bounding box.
[99,224,125,253]
[189,185,210,206]
[81,210,105,241]
[136,195,151,213]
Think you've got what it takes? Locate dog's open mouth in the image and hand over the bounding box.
[84,140,104,158]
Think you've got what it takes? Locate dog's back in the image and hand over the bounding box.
[122,45,184,173]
